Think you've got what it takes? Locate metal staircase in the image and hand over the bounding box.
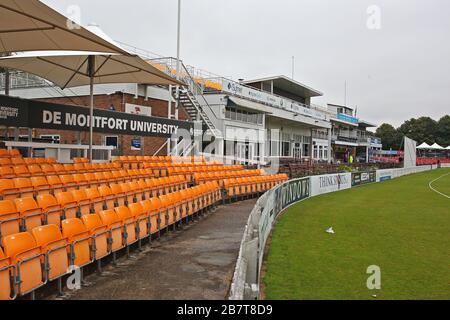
[150,57,222,139]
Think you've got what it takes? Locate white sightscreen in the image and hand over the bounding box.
[404,136,417,168]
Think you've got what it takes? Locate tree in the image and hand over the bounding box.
[398,117,438,145]
[436,115,450,147]
[375,123,402,150]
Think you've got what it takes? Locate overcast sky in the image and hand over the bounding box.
[44,0,450,128]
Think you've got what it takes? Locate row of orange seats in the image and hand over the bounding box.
[72,157,90,164]
[115,155,207,163]
[0,177,190,241]
[122,161,224,171]
[0,149,21,159]
[167,166,246,180]
[143,161,224,168]
[0,162,131,179]
[0,157,57,167]
[193,170,264,185]
[223,174,289,198]
[0,181,221,300]
[143,164,237,178]
[0,173,187,201]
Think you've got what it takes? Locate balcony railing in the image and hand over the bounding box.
[1,71,51,90]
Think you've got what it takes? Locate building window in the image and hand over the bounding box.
[105,136,118,149]
[225,106,263,125]
[257,114,263,125]
[303,143,310,157]
[282,141,290,157]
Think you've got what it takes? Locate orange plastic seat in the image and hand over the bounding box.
[94,172,107,185]
[110,183,126,207]
[46,175,65,194]
[137,180,150,200]
[55,192,78,220]
[0,247,15,300]
[70,189,91,216]
[63,164,75,174]
[14,197,42,232]
[60,175,77,192]
[0,149,8,158]
[8,150,21,158]
[30,176,51,196]
[83,173,98,188]
[98,185,116,210]
[0,200,20,239]
[81,214,110,260]
[13,165,29,177]
[85,187,104,213]
[159,194,176,226]
[36,194,63,226]
[52,164,65,173]
[0,166,15,179]
[114,206,138,245]
[0,179,19,200]
[128,202,150,240]
[2,232,45,296]
[101,171,113,184]
[61,218,92,268]
[72,174,88,188]
[31,225,69,281]
[39,164,56,175]
[13,178,34,198]
[98,210,124,253]
[141,198,162,233]
[27,165,43,176]
[73,163,86,172]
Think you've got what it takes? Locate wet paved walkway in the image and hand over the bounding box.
[61,200,256,300]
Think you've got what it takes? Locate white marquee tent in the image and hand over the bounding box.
[416,142,431,149]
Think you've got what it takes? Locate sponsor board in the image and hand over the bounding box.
[131,138,142,151]
[310,173,352,196]
[258,177,310,267]
[0,95,194,138]
[221,79,327,121]
[376,169,393,182]
[352,171,376,186]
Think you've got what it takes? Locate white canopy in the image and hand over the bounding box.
[446,145,450,150]
[0,23,183,162]
[430,143,444,150]
[417,142,431,149]
[0,50,182,88]
[0,0,128,54]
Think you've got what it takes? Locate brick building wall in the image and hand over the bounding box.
[11,92,189,156]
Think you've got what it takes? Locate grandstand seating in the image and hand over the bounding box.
[0,151,288,300]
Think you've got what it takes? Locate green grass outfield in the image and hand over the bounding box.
[263,168,450,300]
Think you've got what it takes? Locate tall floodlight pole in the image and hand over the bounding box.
[1,53,10,95]
[88,55,95,163]
[344,80,347,107]
[175,0,181,121]
[291,56,295,79]
[4,68,9,96]
[172,0,181,156]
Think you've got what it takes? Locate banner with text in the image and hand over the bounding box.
[0,95,194,138]
[310,172,352,196]
[351,171,376,187]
